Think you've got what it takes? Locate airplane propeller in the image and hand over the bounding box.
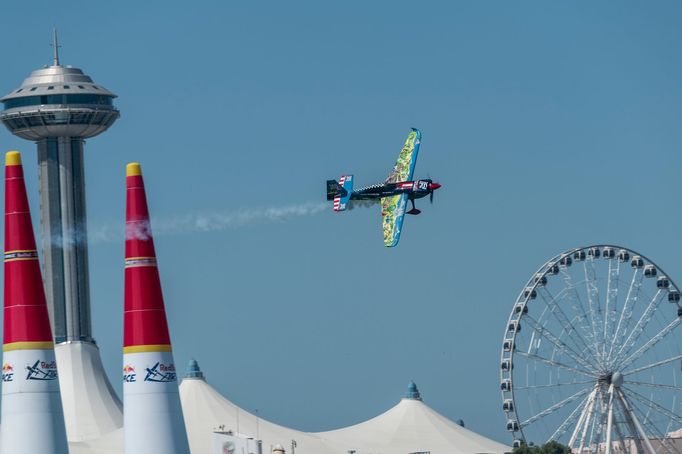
[428,179,440,204]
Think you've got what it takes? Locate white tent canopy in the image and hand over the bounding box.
[179,361,510,454]
[316,395,510,454]
[63,354,510,453]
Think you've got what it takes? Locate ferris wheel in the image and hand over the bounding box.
[501,245,682,453]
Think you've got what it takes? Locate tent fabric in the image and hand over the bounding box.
[179,377,331,453]
[316,397,510,454]
[55,343,511,453]
[179,377,511,454]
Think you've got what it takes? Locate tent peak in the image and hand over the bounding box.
[185,358,205,380]
[405,380,422,401]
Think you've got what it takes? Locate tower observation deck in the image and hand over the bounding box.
[0,32,119,343]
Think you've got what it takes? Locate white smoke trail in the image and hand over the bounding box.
[86,201,331,244]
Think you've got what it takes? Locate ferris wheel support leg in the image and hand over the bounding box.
[569,386,597,448]
[612,422,628,454]
[616,396,644,454]
[616,389,656,454]
[577,386,599,453]
[605,385,615,454]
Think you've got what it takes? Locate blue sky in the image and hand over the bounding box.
[1,1,682,444]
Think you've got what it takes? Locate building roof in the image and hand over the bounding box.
[1,65,116,101]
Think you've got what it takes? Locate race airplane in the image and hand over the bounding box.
[326,128,441,247]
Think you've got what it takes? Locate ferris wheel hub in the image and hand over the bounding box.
[611,372,624,387]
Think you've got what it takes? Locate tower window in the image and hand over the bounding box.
[3,94,114,109]
[47,86,55,90]
[64,85,70,89]
[30,87,37,91]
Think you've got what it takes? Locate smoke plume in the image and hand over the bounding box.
[86,201,330,244]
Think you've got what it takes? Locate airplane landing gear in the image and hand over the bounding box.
[407,199,421,215]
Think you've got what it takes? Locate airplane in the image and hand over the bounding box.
[326,128,441,247]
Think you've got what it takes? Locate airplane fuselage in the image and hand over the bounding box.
[351,179,441,201]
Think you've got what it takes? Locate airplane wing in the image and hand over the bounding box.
[381,194,408,247]
[385,128,421,184]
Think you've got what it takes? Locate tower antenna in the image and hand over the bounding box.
[51,28,61,66]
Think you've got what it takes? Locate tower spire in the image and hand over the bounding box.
[51,28,61,66]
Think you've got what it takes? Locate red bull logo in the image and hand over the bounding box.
[144,362,177,383]
[25,359,58,381]
[2,362,13,382]
[123,364,136,382]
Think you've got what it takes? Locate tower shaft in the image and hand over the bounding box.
[38,137,92,343]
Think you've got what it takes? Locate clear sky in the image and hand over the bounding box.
[1,0,682,444]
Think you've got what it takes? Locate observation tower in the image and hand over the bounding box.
[0,31,119,343]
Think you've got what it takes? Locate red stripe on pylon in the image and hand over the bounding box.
[3,152,53,346]
[123,164,172,349]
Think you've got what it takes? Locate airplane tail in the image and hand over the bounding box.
[326,180,345,201]
[328,175,353,212]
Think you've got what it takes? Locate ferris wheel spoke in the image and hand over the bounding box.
[607,268,643,367]
[622,386,682,425]
[522,314,600,373]
[626,381,682,391]
[549,393,590,442]
[563,283,602,360]
[618,317,682,372]
[516,351,597,378]
[537,287,600,363]
[622,354,682,377]
[610,289,665,368]
[583,260,605,363]
[603,259,621,363]
[520,387,591,428]
[515,379,594,390]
